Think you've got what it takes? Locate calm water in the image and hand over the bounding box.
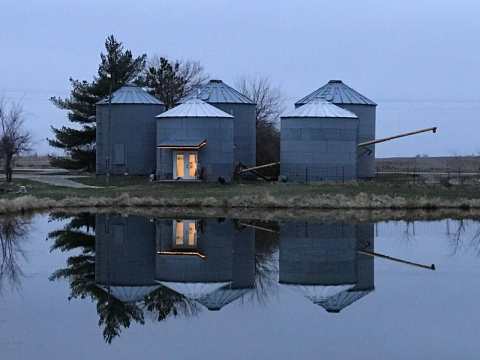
[1,213,480,359]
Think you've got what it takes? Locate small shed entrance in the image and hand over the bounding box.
[174,151,198,180]
[157,139,207,180]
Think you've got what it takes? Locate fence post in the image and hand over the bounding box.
[305,167,309,184]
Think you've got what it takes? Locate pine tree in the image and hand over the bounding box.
[141,56,207,109]
[49,35,146,171]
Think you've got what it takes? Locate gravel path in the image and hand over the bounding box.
[15,174,99,189]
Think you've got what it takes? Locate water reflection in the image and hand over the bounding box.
[47,213,380,343]
[156,218,256,311]
[279,223,374,312]
[0,215,30,293]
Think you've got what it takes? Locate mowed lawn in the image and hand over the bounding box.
[1,175,480,204]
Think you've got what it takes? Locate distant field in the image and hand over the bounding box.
[12,155,52,169]
[7,155,480,174]
[377,156,480,173]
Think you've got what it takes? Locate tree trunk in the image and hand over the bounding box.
[5,155,12,183]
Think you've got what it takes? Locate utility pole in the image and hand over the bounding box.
[106,74,113,185]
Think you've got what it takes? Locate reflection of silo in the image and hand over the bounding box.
[197,224,256,311]
[155,219,255,311]
[279,223,358,305]
[95,214,159,303]
[316,224,375,313]
[279,222,375,312]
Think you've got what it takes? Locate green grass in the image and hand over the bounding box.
[1,175,480,205]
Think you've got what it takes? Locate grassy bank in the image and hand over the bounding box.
[0,176,480,214]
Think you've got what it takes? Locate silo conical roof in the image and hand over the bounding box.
[196,286,252,311]
[156,281,231,300]
[282,283,356,306]
[99,285,160,303]
[295,80,376,107]
[317,289,373,313]
[96,84,164,105]
[156,98,234,118]
[282,98,358,118]
[182,80,255,104]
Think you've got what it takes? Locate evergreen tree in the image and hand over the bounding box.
[141,56,207,109]
[49,35,146,171]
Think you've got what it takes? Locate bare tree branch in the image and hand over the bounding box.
[0,99,32,182]
[235,76,284,173]
[235,75,285,125]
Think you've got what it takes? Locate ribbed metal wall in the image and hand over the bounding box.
[210,103,256,167]
[156,117,234,181]
[338,104,376,178]
[280,117,359,182]
[96,103,165,175]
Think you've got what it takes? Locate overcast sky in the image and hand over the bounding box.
[1,0,479,156]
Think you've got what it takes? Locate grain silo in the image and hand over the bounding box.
[96,84,165,175]
[95,214,159,303]
[295,80,377,178]
[156,98,234,182]
[182,80,256,167]
[280,99,359,182]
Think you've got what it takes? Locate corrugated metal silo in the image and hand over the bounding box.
[96,84,165,175]
[182,80,256,167]
[156,99,234,182]
[295,80,377,178]
[280,99,359,182]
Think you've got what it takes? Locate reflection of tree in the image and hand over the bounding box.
[249,221,279,304]
[0,215,30,293]
[144,287,200,322]
[48,213,197,344]
[448,219,480,257]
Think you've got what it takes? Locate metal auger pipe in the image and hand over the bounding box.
[358,127,437,147]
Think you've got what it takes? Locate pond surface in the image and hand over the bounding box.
[1,212,479,359]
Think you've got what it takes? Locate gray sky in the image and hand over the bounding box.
[1,0,479,156]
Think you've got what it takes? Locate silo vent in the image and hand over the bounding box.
[329,80,343,84]
[210,79,223,83]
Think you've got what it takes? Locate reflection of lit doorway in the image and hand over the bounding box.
[173,220,198,248]
[173,152,198,180]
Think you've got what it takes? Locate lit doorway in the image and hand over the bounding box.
[173,220,198,248]
[173,151,198,180]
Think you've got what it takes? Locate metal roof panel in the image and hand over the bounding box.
[295,80,377,106]
[156,98,234,118]
[282,98,358,119]
[182,80,255,104]
[97,84,164,105]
